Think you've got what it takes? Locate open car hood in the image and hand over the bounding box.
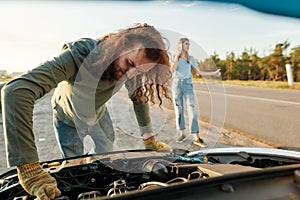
[1,147,300,200]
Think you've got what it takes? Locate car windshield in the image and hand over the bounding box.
[0,0,300,174]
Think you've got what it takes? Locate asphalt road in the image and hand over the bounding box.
[192,82,300,149]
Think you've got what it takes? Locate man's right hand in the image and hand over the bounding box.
[17,162,61,200]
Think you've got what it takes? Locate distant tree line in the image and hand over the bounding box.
[198,41,300,82]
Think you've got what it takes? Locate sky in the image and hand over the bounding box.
[1,1,300,73]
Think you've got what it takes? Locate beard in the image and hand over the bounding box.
[101,63,118,81]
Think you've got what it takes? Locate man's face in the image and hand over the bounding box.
[113,46,156,81]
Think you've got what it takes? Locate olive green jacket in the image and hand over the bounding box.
[2,38,152,167]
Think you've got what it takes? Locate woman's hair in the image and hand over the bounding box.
[176,38,190,64]
[96,23,172,106]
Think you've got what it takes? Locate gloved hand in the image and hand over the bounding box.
[143,136,172,152]
[17,162,61,200]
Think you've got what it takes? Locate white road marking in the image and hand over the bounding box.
[196,90,300,105]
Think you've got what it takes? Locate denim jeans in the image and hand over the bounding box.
[172,78,199,134]
[53,109,115,158]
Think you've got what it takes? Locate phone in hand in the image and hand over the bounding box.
[177,45,183,55]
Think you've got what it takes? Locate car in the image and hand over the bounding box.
[0,0,300,200]
[0,147,300,199]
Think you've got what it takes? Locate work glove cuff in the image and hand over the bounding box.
[17,162,43,180]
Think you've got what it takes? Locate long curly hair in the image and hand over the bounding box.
[95,23,172,106]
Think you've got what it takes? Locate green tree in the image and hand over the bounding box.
[259,41,290,81]
[224,52,236,80]
[235,50,251,80]
[249,49,262,80]
[290,45,300,82]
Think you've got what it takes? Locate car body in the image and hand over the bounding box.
[0,147,300,199]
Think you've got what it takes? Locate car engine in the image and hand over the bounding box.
[1,149,299,200]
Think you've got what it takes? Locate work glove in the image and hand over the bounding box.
[143,136,172,152]
[17,162,61,200]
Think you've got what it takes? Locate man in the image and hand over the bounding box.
[1,23,172,200]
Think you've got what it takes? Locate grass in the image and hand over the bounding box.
[222,80,300,90]
[193,77,300,90]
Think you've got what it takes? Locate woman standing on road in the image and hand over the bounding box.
[172,38,221,146]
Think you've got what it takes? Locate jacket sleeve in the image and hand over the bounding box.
[1,49,78,167]
[131,97,153,134]
[124,81,153,135]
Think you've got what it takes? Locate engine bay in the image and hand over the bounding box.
[1,149,300,200]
